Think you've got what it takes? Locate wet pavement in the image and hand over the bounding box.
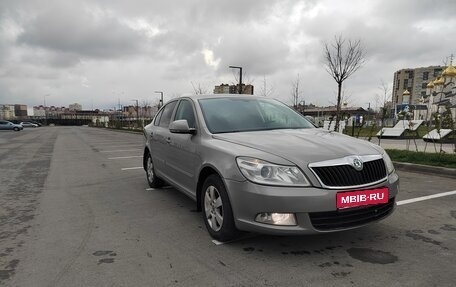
[0,127,455,286]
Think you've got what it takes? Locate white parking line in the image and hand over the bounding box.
[100,145,142,148]
[121,167,143,170]
[145,186,174,191]
[100,149,141,153]
[212,234,259,245]
[109,156,143,159]
[396,190,456,206]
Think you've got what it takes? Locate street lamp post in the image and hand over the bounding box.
[154,91,164,109]
[229,66,242,94]
[366,102,371,126]
[43,94,50,126]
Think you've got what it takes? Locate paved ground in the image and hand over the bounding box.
[1,127,455,287]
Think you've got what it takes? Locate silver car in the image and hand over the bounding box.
[20,122,39,128]
[0,120,23,131]
[143,95,399,241]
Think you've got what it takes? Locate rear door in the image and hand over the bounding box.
[149,100,178,178]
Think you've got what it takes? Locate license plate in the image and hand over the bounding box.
[336,187,389,209]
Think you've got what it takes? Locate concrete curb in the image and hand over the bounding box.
[394,161,456,178]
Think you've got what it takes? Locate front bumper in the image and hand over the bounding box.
[225,172,399,234]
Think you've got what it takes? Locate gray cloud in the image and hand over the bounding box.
[0,0,455,109]
[17,3,145,61]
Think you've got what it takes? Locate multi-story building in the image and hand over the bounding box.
[33,105,46,117]
[213,84,230,94]
[392,66,444,106]
[0,104,16,120]
[69,103,82,111]
[14,105,27,118]
[214,83,254,95]
[33,105,68,118]
[0,104,28,120]
[122,105,157,119]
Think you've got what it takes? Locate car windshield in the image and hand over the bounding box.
[199,97,315,134]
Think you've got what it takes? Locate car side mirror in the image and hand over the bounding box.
[169,120,196,134]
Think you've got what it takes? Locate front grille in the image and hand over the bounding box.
[309,197,395,231]
[311,158,387,187]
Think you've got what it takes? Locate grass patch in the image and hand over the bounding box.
[385,149,456,169]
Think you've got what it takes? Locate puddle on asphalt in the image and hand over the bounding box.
[347,248,398,264]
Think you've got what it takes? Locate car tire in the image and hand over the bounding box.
[13,127,19,131]
[202,174,238,242]
[145,153,164,188]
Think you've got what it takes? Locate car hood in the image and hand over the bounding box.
[212,128,383,166]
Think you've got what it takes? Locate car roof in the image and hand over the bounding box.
[178,94,267,101]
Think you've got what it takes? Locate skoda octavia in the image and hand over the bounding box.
[143,95,399,242]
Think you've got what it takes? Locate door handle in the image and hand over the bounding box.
[166,137,171,144]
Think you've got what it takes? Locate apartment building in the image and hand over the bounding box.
[213,83,254,95]
[392,66,444,106]
[0,104,28,120]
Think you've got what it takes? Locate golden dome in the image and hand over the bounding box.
[402,89,410,95]
[426,81,434,89]
[433,77,445,86]
[442,64,456,78]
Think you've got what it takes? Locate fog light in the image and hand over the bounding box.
[255,212,297,226]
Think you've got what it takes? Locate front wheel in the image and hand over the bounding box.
[202,174,238,242]
[145,153,164,188]
[13,127,20,131]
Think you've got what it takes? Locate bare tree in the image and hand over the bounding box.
[329,87,353,107]
[290,74,302,110]
[324,35,366,131]
[259,75,274,97]
[191,81,208,95]
[375,80,392,144]
[140,99,152,119]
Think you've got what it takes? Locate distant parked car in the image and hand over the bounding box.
[143,95,399,242]
[20,122,39,128]
[0,120,23,131]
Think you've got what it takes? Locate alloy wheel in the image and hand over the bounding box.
[204,185,223,232]
[147,156,154,183]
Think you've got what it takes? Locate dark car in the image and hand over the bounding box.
[0,120,23,131]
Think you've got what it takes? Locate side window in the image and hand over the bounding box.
[174,100,196,128]
[159,101,178,128]
[153,109,164,126]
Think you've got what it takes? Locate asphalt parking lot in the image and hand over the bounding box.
[1,126,455,287]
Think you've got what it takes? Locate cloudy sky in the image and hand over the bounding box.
[0,0,455,111]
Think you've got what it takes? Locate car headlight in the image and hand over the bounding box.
[236,157,310,186]
[382,152,395,174]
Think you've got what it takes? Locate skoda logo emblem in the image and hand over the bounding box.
[352,158,363,171]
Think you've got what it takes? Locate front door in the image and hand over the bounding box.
[165,99,200,197]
